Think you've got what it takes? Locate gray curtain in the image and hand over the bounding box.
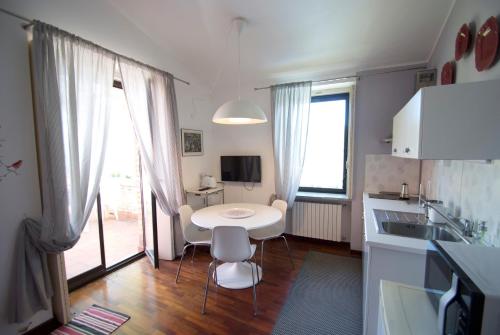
[118,57,185,216]
[10,22,115,322]
[271,81,312,207]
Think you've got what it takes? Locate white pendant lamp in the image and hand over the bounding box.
[212,17,267,125]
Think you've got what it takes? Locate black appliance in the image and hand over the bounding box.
[220,156,261,182]
[425,241,494,334]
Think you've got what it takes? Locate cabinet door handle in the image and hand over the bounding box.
[404,147,410,153]
[393,148,397,153]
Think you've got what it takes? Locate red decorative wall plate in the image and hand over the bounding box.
[441,62,455,85]
[455,23,470,61]
[475,16,499,71]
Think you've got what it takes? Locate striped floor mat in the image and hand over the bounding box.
[51,305,130,335]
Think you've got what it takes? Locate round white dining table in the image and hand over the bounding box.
[191,203,282,289]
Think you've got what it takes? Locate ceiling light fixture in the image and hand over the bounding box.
[212,17,267,125]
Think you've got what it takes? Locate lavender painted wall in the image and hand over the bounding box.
[351,67,421,250]
[0,15,50,334]
[422,0,500,247]
[431,0,500,84]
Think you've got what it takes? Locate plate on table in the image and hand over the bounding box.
[221,208,256,219]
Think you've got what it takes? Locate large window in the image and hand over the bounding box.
[299,92,350,194]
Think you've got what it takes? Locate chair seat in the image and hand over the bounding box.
[184,223,212,244]
[248,223,283,241]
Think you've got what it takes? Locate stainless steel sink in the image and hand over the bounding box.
[379,221,462,242]
[373,209,467,243]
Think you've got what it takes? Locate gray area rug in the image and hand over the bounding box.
[272,251,362,335]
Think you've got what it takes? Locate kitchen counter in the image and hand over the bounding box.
[363,192,431,335]
[363,192,429,254]
[435,241,500,297]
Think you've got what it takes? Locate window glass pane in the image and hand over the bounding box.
[64,204,102,279]
[300,97,347,191]
[101,87,145,267]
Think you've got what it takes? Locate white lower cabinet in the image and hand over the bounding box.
[378,280,441,335]
[362,193,432,335]
[363,244,426,335]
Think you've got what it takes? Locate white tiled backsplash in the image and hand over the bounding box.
[364,154,420,195]
[422,160,500,247]
[364,155,500,247]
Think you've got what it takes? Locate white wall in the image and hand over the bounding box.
[0,0,213,331]
[177,86,218,191]
[351,67,422,250]
[174,87,217,255]
[422,0,500,246]
[0,14,51,335]
[211,85,275,205]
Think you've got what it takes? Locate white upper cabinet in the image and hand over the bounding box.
[392,79,500,160]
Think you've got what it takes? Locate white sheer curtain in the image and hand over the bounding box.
[118,58,185,216]
[271,81,312,207]
[10,21,115,322]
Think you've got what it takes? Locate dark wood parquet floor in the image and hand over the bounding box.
[69,236,361,335]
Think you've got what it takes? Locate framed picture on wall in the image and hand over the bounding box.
[181,128,203,156]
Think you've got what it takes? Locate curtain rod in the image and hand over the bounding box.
[254,75,359,91]
[254,63,428,91]
[0,7,190,86]
[0,7,31,23]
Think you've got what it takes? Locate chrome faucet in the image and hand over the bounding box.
[421,199,443,220]
[423,202,473,244]
[463,219,474,237]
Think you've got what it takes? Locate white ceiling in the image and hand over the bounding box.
[108,0,455,86]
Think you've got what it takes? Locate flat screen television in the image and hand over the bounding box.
[220,156,261,182]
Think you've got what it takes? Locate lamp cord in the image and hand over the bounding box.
[237,25,241,100]
[208,21,235,98]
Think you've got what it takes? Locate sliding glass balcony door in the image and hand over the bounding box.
[63,204,104,280]
[100,85,145,267]
[64,82,158,289]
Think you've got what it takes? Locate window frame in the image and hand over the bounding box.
[299,92,350,195]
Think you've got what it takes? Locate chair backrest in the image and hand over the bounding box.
[211,226,252,262]
[272,199,288,233]
[178,205,194,240]
[268,193,277,206]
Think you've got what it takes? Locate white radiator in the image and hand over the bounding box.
[291,201,342,241]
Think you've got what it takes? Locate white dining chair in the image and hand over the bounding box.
[248,199,294,275]
[175,205,212,283]
[202,226,259,316]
